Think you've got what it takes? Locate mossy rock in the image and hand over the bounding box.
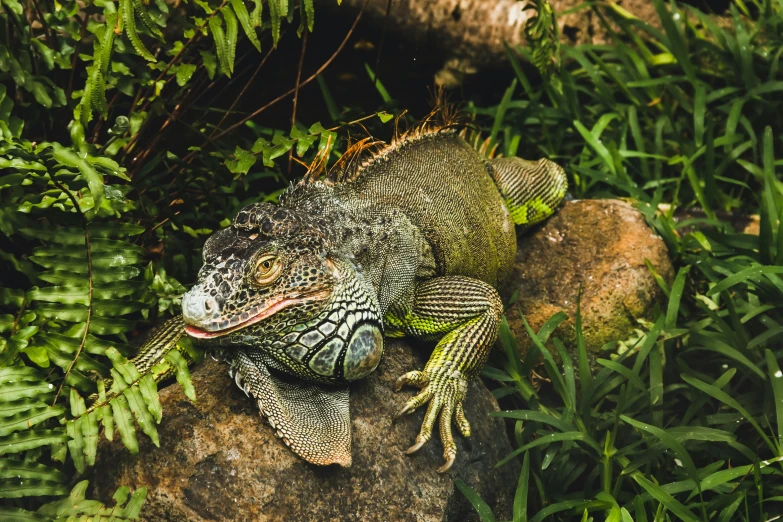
[503,199,674,368]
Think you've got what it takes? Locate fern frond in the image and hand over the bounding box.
[269,0,282,47]
[230,0,261,52]
[37,480,147,520]
[223,7,239,75]
[130,0,163,38]
[122,0,156,62]
[250,0,263,28]
[209,15,232,77]
[303,0,315,33]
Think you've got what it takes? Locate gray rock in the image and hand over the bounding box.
[91,340,517,521]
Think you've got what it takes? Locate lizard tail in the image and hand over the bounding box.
[489,157,568,227]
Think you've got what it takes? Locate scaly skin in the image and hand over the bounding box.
[127,126,567,472]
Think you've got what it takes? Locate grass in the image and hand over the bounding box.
[458,0,783,520]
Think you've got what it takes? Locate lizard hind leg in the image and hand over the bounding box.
[489,156,568,227]
[231,350,352,467]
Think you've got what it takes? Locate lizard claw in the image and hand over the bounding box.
[437,453,456,474]
[394,364,469,472]
[394,370,428,392]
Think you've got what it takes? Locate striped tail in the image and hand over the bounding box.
[489,157,568,227]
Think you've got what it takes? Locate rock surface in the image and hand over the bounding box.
[330,0,667,65]
[92,340,517,521]
[504,199,674,363]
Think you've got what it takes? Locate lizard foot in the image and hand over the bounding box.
[394,363,471,473]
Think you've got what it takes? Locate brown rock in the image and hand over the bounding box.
[91,341,517,521]
[329,0,667,65]
[504,199,674,364]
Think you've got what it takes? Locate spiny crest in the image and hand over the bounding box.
[299,104,471,188]
[458,127,501,159]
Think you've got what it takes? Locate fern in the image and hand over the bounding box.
[0,117,195,513]
[121,0,156,62]
[231,0,262,52]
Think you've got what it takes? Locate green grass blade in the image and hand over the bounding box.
[681,374,777,455]
[632,475,699,522]
[455,479,497,522]
[765,350,783,450]
[513,451,530,522]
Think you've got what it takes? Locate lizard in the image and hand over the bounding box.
[126,116,567,473]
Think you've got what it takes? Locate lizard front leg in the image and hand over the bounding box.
[385,276,502,472]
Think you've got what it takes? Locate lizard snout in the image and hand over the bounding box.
[182,290,220,326]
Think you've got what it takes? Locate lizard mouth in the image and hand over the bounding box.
[185,297,302,339]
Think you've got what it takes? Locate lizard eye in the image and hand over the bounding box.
[254,254,282,286]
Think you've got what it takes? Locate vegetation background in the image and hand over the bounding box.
[0,0,782,520]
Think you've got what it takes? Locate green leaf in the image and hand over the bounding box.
[110,394,139,454]
[51,143,105,210]
[0,429,68,456]
[209,15,232,77]
[230,0,261,52]
[30,82,52,109]
[621,415,701,487]
[124,386,159,446]
[165,350,196,401]
[0,404,65,436]
[455,479,497,522]
[513,450,530,522]
[223,7,238,75]
[122,0,156,62]
[364,64,392,103]
[131,0,163,38]
[765,350,783,448]
[632,475,699,522]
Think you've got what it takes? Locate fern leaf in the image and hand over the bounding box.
[91,70,108,118]
[138,374,162,423]
[82,410,99,466]
[230,0,261,52]
[98,20,116,77]
[208,15,232,78]
[97,383,114,441]
[222,8,238,75]
[304,0,314,32]
[0,372,55,402]
[38,480,147,520]
[105,348,141,386]
[123,386,159,447]
[0,506,49,521]
[164,350,196,401]
[38,267,140,284]
[0,403,65,436]
[122,0,156,62]
[0,458,66,483]
[269,0,281,47]
[0,477,68,499]
[50,143,105,210]
[0,397,47,417]
[65,419,86,474]
[250,0,263,27]
[131,0,163,38]
[109,395,139,454]
[0,429,69,456]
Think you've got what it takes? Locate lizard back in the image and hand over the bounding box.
[332,130,517,287]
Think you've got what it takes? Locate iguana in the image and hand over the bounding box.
[126,118,567,472]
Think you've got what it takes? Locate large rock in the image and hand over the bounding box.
[91,340,517,521]
[330,0,667,64]
[504,199,674,364]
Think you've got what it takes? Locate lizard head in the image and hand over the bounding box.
[181,202,383,382]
